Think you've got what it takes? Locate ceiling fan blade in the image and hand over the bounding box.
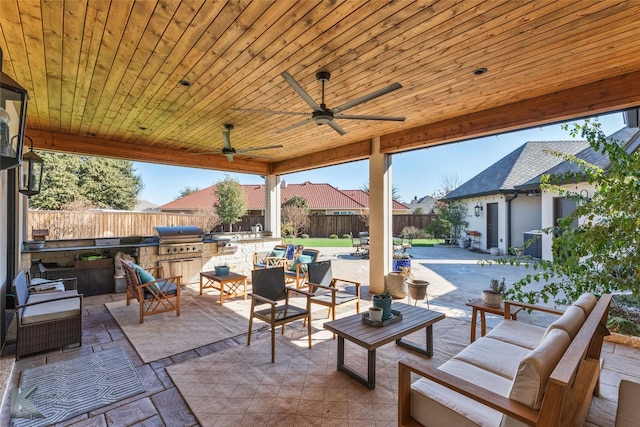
[281,72,321,110]
[236,144,284,153]
[332,82,402,113]
[276,118,313,134]
[335,113,405,122]
[222,129,232,149]
[232,107,309,117]
[327,121,346,135]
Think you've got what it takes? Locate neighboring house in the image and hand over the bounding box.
[160,180,410,215]
[341,189,411,215]
[445,126,640,259]
[406,195,436,214]
[134,199,159,212]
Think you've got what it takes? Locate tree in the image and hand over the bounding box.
[360,181,402,201]
[30,153,142,210]
[179,187,199,198]
[214,175,247,232]
[429,173,467,241]
[413,207,425,214]
[281,196,309,237]
[498,120,640,304]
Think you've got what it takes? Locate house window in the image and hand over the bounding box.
[553,197,578,229]
[332,211,354,215]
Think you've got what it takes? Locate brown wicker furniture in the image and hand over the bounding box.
[323,302,445,389]
[121,260,181,324]
[199,271,247,305]
[13,271,83,359]
[247,267,312,363]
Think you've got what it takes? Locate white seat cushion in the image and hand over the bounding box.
[453,337,531,380]
[22,290,81,325]
[485,320,546,350]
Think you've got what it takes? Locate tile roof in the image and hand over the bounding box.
[445,140,590,200]
[342,189,410,210]
[160,181,368,211]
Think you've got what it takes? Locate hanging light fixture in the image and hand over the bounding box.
[474,202,483,217]
[0,47,29,171]
[19,136,43,196]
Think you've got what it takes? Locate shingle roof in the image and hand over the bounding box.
[160,182,368,211]
[445,140,590,200]
[517,126,640,190]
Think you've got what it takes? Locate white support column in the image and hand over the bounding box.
[368,137,393,294]
[264,174,280,237]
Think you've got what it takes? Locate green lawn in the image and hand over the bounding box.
[281,237,443,247]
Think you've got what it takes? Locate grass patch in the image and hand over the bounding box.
[281,237,443,247]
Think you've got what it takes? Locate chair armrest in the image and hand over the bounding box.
[17,293,83,309]
[307,282,337,294]
[28,277,78,291]
[333,278,361,287]
[248,293,278,306]
[399,356,539,425]
[286,287,313,298]
[503,300,564,316]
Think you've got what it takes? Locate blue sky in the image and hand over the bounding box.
[134,112,626,206]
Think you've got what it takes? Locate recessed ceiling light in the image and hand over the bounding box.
[179,80,191,87]
[138,126,147,131]
[87,132,96,137]
[473,67,488,75]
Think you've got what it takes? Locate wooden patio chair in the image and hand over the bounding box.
[121,260,181,324]
[284,248,320,288]
[247,267,312,363]
[253,244,289,270]
[306,261,361,336]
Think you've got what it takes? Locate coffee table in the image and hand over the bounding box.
[323,302,445,389]
[199,271,247,305]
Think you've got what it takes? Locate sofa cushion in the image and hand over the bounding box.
[543,305,585,340]
[507,328,571,409]
[453,337,531,380]
[22,290,81,325]
[484,320,546,350]
[572,293,597,316]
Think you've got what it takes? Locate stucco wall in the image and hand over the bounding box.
[510,195,542,248]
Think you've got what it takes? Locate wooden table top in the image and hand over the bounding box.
[323,302,445,350]
[200,271,246,281]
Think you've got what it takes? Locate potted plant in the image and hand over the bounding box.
[392,252,411,271]
[482,278,506,307]
[372,288,393,320]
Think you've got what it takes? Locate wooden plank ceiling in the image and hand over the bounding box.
[2,0,640,177]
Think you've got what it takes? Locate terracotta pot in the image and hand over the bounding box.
[482,290,502,307]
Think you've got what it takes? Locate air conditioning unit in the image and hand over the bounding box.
[523,231,542,259]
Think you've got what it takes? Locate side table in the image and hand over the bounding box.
[199,271,247,305]
[466,298,522,342]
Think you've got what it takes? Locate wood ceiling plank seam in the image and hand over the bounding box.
[175,0,416,147]
[17,0,50,130]
[0,0,42,129]
[95,0,182,136]
[135,0,295,147]
[85,1,160,135]
[106,0,224,140]
[103,0,208,137]
[379,70,640,153]
[70,0,110,135]
[78,0,136,135]
[59,0,88,133]
[109,0,252,143]
[42,0,64,131]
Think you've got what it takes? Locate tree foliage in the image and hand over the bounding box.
[29,153,142,210]
[360,181,401,201]
[497,120,640,304]
[214,175,247,232]
[179,187,200,198]
[281,196,309,237]
[428,173,467,240]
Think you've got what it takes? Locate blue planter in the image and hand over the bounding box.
[392,258,411,272]
[372,294,393,320]
[214,266,230,276]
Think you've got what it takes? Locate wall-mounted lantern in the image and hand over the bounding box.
[19,136,43,196]
[474,202,483,217]
[0,47,29,171]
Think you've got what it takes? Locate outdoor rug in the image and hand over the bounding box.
[105,284,260,363]
[12,346,144,427]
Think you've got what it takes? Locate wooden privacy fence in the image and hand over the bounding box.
[29,211,436,240]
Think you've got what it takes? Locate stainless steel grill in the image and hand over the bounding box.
[155,226,204,256]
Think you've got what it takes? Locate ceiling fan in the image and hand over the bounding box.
[233,71,405,135]
[193,124,283,162]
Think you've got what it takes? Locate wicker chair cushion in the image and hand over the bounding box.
[21,290,81,325]
[287,255,313,272]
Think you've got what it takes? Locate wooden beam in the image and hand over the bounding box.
[26,129,270,175]
[270,139,371,175]
[380,70,640,153]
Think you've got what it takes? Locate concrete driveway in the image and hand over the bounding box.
[318,244,558,330]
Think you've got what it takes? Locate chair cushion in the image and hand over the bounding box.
[508,328,571,409]
[572,293,597,316]
[21,291,81,325]
[543,305,585,340]
[132,263,155,284]
[264,249,285,262]
[484,320,546,350]
[287,254,313,272]
[143,280,178,299]
[453,337,531,380]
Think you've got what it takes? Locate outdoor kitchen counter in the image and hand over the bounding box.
[22,242,157,253]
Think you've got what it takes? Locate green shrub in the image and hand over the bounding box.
[329,234,339,239]
[301,234,309,239]
[342,234,351,239]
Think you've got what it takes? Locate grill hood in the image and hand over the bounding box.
[154,226,203,244]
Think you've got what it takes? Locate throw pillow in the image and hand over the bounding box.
[132,264,160,294]
[288,254,313,273]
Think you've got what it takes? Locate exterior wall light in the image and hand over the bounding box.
[0,47,29,171]
[19,136,43,196]
[474,202,483,217]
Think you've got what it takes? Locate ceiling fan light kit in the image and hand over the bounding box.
[234,70,405,135]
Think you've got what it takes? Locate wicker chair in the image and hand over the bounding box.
[13,271,83,359]
[121,260,181,324]
[247,267,312,363]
